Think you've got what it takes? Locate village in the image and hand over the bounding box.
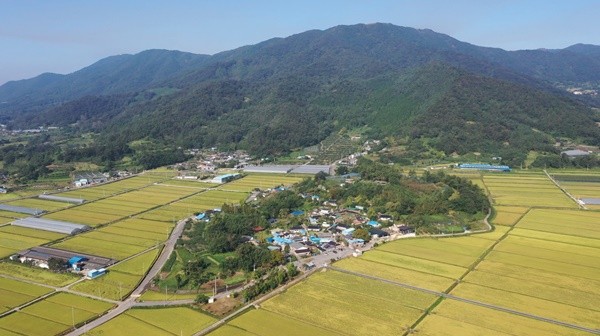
[193,182,417,272]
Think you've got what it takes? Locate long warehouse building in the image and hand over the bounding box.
[38,194,85,204]
[12,217,90,235]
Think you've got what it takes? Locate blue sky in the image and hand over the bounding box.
[1,0,598,85]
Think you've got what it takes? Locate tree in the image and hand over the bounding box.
[352,228,371,242]
[195,293,210,304]
[47,258,69,272]
[335,165,349,175]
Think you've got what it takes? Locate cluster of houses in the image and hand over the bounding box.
[176,149,252,176]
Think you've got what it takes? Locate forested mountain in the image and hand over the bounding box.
[0,49,209,118]
[1,23,599,164]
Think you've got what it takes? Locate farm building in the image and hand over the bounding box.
[16,246,116,271]
[211,173,242,184]
[244,165,294,173]
[0,204,45,215]
[457,163,511,172]
[561,149,591,157]
[38,194,85,204]
[12,217,90,235]
[290,165,332,175]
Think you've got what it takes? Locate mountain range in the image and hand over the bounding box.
[1,23,599,161]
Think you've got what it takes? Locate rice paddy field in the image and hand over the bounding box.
[140,189,248,222]
[44,184,199,227]
[0,292,113,336]
[482,172,576,208]
[87,307,216,336]
[217,174,305,192]
[0,225,66,258]
[0,277,53,314]
[244,270,437,336]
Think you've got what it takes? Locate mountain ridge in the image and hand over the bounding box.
[1,23,598,164]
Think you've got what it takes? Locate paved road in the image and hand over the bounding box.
[329,266,600,335]
[65,216,189,336]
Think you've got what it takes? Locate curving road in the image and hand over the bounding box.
[65,216,189,336]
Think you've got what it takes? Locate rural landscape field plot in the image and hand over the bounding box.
[159,179,219,189]
[55,174,169,201]
[0,292,113,336]
[0,226,64,258]
[482,174,576,208]
[217,174,305,192]
[491,205,529,226]
[256,270,438,336]
[87,307,216,336]
[376,235,495,268]
[71,248,160,300]
[45,183,199,227]
[140,189,249,222]
[417,299,590,336]
[415,206,600,333]
[0,277,53,314]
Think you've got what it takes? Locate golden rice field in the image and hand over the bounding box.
[226,309,343,336]
[71,248,160,300]
[482,174,576,208]
[0,277,53,314]
[0,292,113,336]
[255,270,437,336]
[418,299,590,336]
[87,307,216,336]
[376,235,494,267]
[217,174,305,192]
[44,183,199,226]
[140,189,248,222]
[0,226,65,258]
[491,205,529,226]
[158,179,219,189]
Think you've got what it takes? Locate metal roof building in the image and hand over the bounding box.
[211,173,242,184]
[290,165,332,174]
[0,204,45,216]
[244,165,295,173]
[39,194,85,204]
[12,217,90,235]
[457,163,511,172]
